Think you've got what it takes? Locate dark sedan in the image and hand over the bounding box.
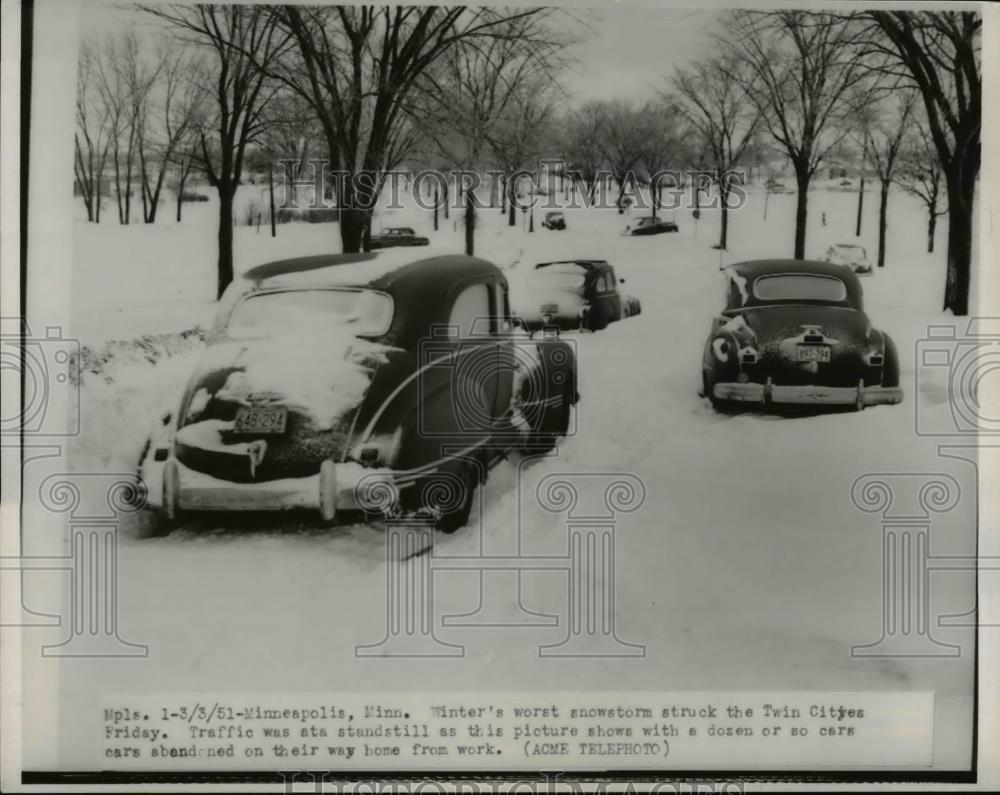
[626,216,678,236]
[137,253,577,534]
[370,227,430,249]
[518,260,640,332]
[541,211,566,230]
[701,259,902,410]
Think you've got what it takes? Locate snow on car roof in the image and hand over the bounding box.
[240,249,424,289]
[535,259,611,272]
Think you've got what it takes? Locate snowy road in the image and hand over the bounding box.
[27,186,977,769]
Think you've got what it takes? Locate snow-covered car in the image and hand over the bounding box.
[518,260,639,332]
[625,216,678,236]
[370,227,430,249]
[136,253,578,534]
[541,211,566,230]
[701,259,902,410]
[824,243,872,274]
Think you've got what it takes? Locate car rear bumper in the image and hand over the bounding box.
[711,380,903,407]
[142,457,406,522]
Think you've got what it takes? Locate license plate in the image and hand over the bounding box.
[798,346,831,363]
[541,303,559,314]
[234,406,287,434]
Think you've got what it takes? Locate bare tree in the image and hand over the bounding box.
[671,54,759,249]
[723,11,870,258]
[864,11,980,315]
[273,7,557,253]
[418,22,561,253]
[487,76,558,228]
[637,102,680,220]
[141,5,290,298]
[895,115,946,254]
[589,100,653,206]
[863,88,916,268]
[95,32,160,225]
[74,40,114,223]
[137,48,205,223]
[560,108,605,205]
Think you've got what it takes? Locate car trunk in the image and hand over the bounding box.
[735,305,873,387]
[173,334,394,483]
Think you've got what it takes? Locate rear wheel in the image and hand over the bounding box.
[881,336,900,388]
[135,509,175,539]
[423,463,478,534]
[520,384,573,455]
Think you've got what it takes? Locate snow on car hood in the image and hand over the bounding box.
[184,329,400,431]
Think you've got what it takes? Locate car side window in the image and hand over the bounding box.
[448,283,492,338]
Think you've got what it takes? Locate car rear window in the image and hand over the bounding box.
[532,268,586,293]
[227,289,394,339]
[752,274,848,303]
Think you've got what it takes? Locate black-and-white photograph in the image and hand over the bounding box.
[0,0,995,791]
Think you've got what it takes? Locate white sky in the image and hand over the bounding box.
[559,8,715,101]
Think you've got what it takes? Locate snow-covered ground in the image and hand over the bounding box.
[30,183,978,769]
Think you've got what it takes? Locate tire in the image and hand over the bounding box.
[424,463,478,534]
[520,385,572,455]
[134,508,175,539]
[881,335,900,388]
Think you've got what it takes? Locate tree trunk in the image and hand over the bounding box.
[340,207,370,253]
[443,180,449,220]
[507,179,516,227]
[176,170,188,223]
[793,168,810,259]
[433,185,439,231]
[855,141,866,237]
[877,181,890,268]
[927,209,936,254]
[269,165,276,238]
[719,183,729,250]
[217,185,235,299]
[464,189,475,256]
[500,176,506,214]
[942,165,974,315]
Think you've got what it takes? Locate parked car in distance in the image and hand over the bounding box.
[136,253,578,535]
[626,216,678,236]
[701,259,902,410]
[518,260,640,332]
[824,243,872,274]
[370,227,430,249]
[541,211,566,230]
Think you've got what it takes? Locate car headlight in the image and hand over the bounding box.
[712,338,730,362]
